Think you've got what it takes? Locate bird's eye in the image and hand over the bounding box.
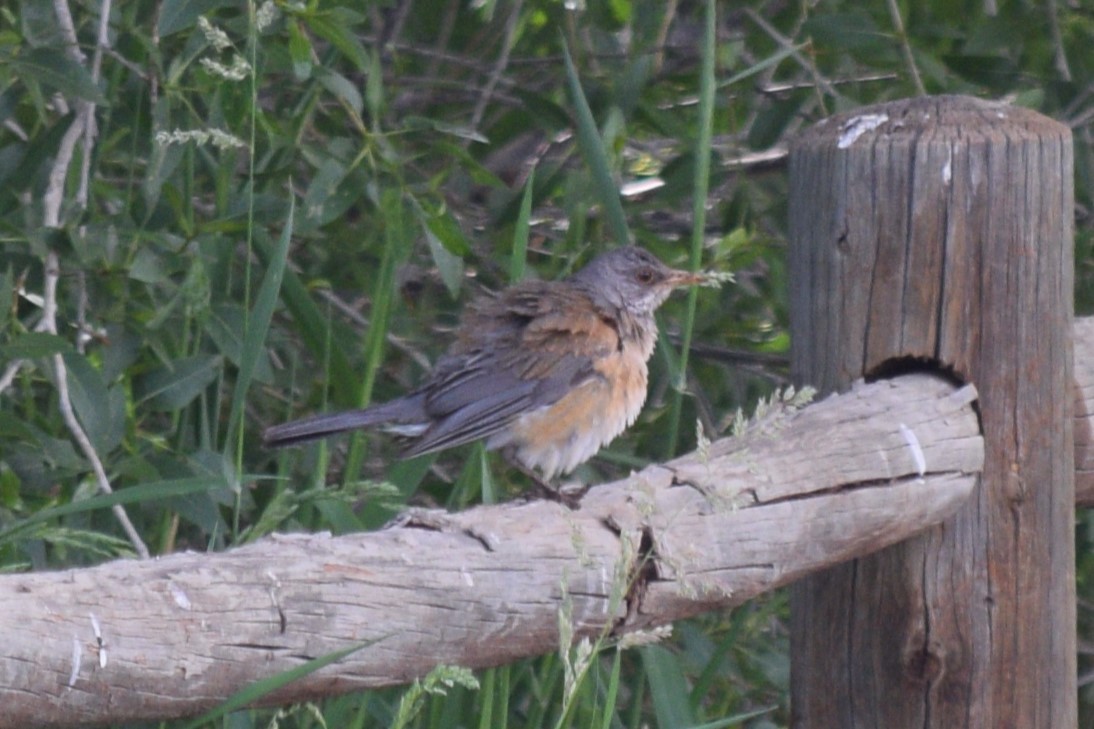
[635,267,656,284]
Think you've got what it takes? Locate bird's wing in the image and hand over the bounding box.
[398,283,619,458]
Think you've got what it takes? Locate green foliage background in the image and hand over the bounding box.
[1,0,1093,726]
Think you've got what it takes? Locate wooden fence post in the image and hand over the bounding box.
[787,96,1076,727]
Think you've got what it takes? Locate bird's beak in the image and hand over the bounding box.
[664,268,708,288]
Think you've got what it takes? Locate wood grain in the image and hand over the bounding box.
[788,95,1076,728]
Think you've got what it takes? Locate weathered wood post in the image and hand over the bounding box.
[788,96,1075,726]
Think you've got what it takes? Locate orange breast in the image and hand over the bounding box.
[498,341,650,479]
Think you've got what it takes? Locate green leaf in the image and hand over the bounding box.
[510,166,535,283]
[19,0,66,48]
[64,353,124,454]
[599,648,622,729]
[252,242,358,408]
[748,94,808,150]
[316,68,363,115]
[365,47,384,123]
[451,442,494,508]
[0,477,227,545]
[306,10,369,71]
[404,116,489,144]
[205,303,272,383]
[288,19,314,80]
[422,223,465,298]
[801,12,886,51]
[512,89,572,132]
[0,83,21,126]
[718,43,803,90]
[560,38,630,247]
[143,99,185,211]
[137,354,222,410]
[129,244,173,284]
[224,198,293,449]
[411,199,469,297]
[642,645,696,728]
[301,158,350,227]
[0,141,25,195]
[0,332,72,359]
[12,48,108,106]
[158,0,236,37]
[432,141,506,189]
[0,266,11,330]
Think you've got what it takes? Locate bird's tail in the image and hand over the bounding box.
[263,399,421,448]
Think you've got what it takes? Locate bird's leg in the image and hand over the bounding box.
[501,450,586,508]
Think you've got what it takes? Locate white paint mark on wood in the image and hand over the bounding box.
[168,582,191,610]
[838,114,889,149]
[67,636,81,689]
[90,613,106,668]
[900,423,927,476]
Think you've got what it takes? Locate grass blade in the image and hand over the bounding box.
[560,38,630,248]
[665,0,716,458]
[642,645,696,728]
[253,232,359,407]
[343,188,406,482]
[598,647,623,729]
[718,43,801,89]
[0,477,228,545]
[511,166,535,283]
[180,639,380,729]
[685,706,778,729]
[225,197,294,450]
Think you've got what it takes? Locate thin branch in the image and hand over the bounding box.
[423,0,460,81]
[3,118,28,141]
[40,0,150,559]
[0,362,21,395]
[76,0,114,209]
[38,250,149,558]
[1045,0,1072,82]
[312,288,433,371]
[468,0,524,138]
[43,256,149,559]
[742,3,807,132]
[51,0,85,64]
[650,0,680,76]
[884,0,926,95]
[743,8,838,114]
[42,104,86,228]
[55,367,149,557]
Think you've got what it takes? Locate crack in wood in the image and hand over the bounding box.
[385,507,496,551]
[459,527,496,553]
[751,471,972,508]
[614,526,658,633]
[664,466,758,510]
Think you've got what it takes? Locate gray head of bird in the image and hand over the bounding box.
[572,246,704,315]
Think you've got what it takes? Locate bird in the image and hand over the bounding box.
[263,246,706,482]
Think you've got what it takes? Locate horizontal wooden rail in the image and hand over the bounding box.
[0,373,981,728]
[1071,317,1094,505]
